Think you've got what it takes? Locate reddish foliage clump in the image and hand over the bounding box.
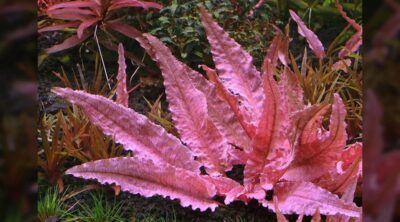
[52,6,362,220]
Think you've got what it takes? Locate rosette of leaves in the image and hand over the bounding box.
[52,7,362,219]
[38,0,162,54]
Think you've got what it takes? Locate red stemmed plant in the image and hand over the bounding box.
[38,0,162,54]
[51,6,362,220]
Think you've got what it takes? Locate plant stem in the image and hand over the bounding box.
[94,25,111,90]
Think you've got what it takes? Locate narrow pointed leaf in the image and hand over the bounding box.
[116,43,129,107]
[105,21,158,69]
[77,18,99,39]
[289,10,325,59]
[45,33,91,54]
[199,7,264,127]
[263,29,288,76]
[105,21,142,39]
[47,1,99,11]
[52,87,200,172]
[38,22,80,33]
[66,157,218,211]
[109,0,162,11]
[47,8,96,20]
[142,34,232,175]
[318,94,347,159]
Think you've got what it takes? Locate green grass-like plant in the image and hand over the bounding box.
[76,192,127,222]
[37,187,72,222]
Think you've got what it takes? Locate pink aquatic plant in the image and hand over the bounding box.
[52,7,362,219]
[288,2,362,72]
[289,9,326,59]
[38,0,162,53]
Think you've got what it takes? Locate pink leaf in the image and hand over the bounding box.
[105,21,152,64]
[38,22,80,33]
[45,33,91,54]
[287,103,329,145]
[105,21,143,40]
[248,0,265,17]
[298,103,331,146]
[77,18,99,39]
[66,157,218,211]
[263,29,288,76]
[109,0,162,11]
[199,7,264,128]
[204,175,242,197]
[326,173,359,222]
[141,34,232,175]
[266,182,361,217]
[203,65,255,140]
[245,66,292,190]
[47,8,96,21]
[338,31,361,59]
[289,10,325,59]
[340,142,362,172]
[51,87,200,172]
[223,185,249,204]
[314,144,361,195]
[318,94,347,158]
[284,94,347,181]
[189,65,251,162]
[47,1,100,11]
[278,67,305,114]
[116,43,129,107]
